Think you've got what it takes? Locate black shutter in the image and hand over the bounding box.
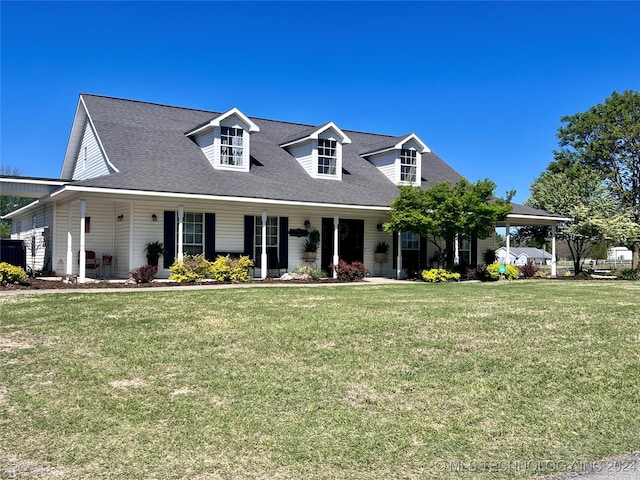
[471,238,478,267]
[244,215,254,258]
[204,213,216,261]
[392,232,399,269]
[163,210,176,268]
[279,217,288,269]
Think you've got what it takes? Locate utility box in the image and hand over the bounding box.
[0,239,27,270]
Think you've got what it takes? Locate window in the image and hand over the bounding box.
[220,126,244,166]
[318,138,337,175]
[400,148,417,183]
[459,237,471,265]
[182,212,203,255]
[254,216,278,267]
[401,231,420,250]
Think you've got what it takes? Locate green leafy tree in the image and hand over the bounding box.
[0,166,34,239]
[386,179,513,266]
[527,167,639,274]
[554,90,640,269]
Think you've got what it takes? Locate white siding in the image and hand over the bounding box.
[48,196,398,279]
[287,141,314,176]
[51,200,116,276]
[72,120,112,180]
[193,130,216,168]
[369,151,398,184]
[476,235,495,265]
[10,204,55,272]
[114,203,131,278]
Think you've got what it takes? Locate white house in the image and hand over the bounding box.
[607,246,632,262]
[495,247,552,266]
[1,94,568,281]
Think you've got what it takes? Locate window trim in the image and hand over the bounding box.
[400,148,417,183]
[180,211,204,256]
[317,138,338,176]
[401,231,420,250]
[220,126,244,167]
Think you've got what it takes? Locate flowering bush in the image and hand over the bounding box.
[332,260,366,282]
[421,268,461,283]
[210,255,254,283]
[169,254,210,283]
[0,262,29,286]
[486,262,519,280]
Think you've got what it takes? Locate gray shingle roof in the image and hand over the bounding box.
[70,94,464,207]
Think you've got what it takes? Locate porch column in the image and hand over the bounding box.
[332,215,339,279]
[505,223,511,264]
[177,205,184,262]
[79,199,86,283]
[396,231,403,280]
[261,210,268,280]
[66,205,73,275]
[551,224,557,276]
[454,233,460,265]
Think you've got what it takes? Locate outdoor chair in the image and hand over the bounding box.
[78,250,100,276]
[267,248,287,277]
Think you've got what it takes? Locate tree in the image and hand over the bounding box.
[0,166,34,239]
[386,179,513,266]
[554,90,640,269]
[527,167,639,274]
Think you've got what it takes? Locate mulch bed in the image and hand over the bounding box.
[1,277,344,291]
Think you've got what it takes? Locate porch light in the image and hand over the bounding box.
[377,223,384,232]
[152,214,158,222]
[117,214,124,222]
[304,219,311,229]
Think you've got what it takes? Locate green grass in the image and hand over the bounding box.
[1,281,639,479]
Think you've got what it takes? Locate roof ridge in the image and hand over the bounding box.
[79,93,399,139]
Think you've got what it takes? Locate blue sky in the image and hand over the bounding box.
[1,1,638,204]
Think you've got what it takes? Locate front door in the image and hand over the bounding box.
[321,218,364,274]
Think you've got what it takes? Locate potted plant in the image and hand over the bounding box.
[374,241,389,264]
[144,241,166,267]
[303,229,320,262]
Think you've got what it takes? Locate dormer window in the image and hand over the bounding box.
[280,122,351,181]
[185,107,260,173]
[361,133,429,187]
[318,138,338,175]
[400,148,417,183]
[220,126,244,167]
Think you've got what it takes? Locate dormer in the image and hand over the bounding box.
[280,122,351,181]
[361,133,429,186]
[186,107,260,173]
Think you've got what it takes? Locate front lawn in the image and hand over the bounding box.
[1,281,639,479]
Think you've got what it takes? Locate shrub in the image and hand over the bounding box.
[130,265,157,283]
[0,262,29,286]
[293,264,326,280]
[421,268,461,283]
[332,260,366,282]
[210,255,254,283]
[518,263,538,278]
[169,254,211,283]
[483,248,497,265]
[486,262,519,280]
[618,268,639,280]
